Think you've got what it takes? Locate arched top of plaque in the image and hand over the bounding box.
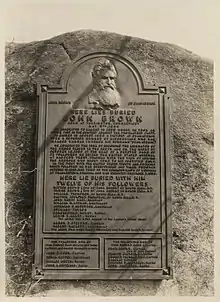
[37,50,169,110]
[60,50,157,93]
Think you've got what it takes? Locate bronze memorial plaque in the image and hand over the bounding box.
[33,51,172,280]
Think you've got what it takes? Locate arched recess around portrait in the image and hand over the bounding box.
[59,50,159,109]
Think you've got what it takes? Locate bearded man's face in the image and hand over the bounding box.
[98,70,117,91]
[95,69,120,106]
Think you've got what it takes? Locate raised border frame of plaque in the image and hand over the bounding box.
[32,51,172,280]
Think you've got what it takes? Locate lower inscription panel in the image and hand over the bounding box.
[43,238,100,269]
[105,238,162,269]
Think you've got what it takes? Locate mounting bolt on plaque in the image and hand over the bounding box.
[32,265,44,279]
[41,85,48,92]
[159,87,166,94]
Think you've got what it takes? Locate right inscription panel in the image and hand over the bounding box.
[105,239,162,270]
[34,52,172,280]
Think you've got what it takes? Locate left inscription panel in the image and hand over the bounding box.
[43,239,100,269]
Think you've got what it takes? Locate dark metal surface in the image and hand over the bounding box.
[33,51,172,280]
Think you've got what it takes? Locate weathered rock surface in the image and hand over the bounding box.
[5,30,214,296]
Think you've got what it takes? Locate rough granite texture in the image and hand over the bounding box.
[5,30,214,297]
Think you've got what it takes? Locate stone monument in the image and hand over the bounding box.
[5,30,214,296]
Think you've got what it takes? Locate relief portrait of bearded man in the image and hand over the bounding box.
[80,59,121,109]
